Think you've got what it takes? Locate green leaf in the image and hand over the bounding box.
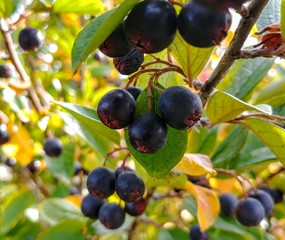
[37,220,85,240]
[281,0,285,38]
[125,87,188,178]
[44,143,75,181]
[72,0,140,72]
[0,0,20,17]
[146,171,187,189]
[1,189,35,233]
[52,0,104,14]
[158,228,189,240]
[39,198,84,225]
[242,118,285,162]
[217,58,274,100]
[257,0,281,30]
[54,101,120,157]
[211,125,248,169]
[206,91,271,125]
[169,33,214,83]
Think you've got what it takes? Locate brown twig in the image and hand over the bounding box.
[103,147,129,166]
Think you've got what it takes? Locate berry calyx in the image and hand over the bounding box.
[113,49,144,75]
[98,203,125,229]
[97,89,136,129]
[158,86,202,130]
[87,167,115,199]
[99,23,133,58]
[115,172,145,202]
[125,198,147,216]
[81,194,104,219]
[124,0,177,53]
[0,64,12,78]
[18,27,43,51]
[219,193,238,217]
[128,112,167,154]
[177,1,232,48]
[43,137,63,157]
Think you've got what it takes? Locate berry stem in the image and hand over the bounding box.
[103,147,129,166]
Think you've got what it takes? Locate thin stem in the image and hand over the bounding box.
[103,147,129,166]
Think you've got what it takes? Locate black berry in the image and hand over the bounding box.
[235,198,265,227]
[98,89,136,129]
[5,158,17,167]
[26,160,41,174]
[124,0,177,53]
[18,27,43,51]
[249,190,274,217]
[126,86,143,100]
[99,23,133,58]
[158,86,202,130]
[115,172,145,202]
[259,186,284,204]
[81,194,104,219]
[0,64,12,78]
[189,224,208,240]
[43,137,63,157]
[87,167,115,199]
[219,193,238,217]
[128,112,167,154]
[114,166,134,178]
[98,203,125,229]
[113,49,144,75]
[125,198,147,216]
[177,1,232,48]
[0,124,10,145]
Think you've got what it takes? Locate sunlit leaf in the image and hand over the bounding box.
[52,0,104,14]
[206,91,271,125]
[146,171,187,189]
[72,0,140,72]
[0,0,20,17]
[169,33,214,84]
[281,0,285,38]
[209,178,242,195]
[176,154,216,176]
[185,181,220,231]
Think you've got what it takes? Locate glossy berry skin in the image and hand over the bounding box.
[114,166,134,178]
[98,203,125,229]
[125,198,147,216]
[26,160,41,174]
[249,190,274,217]
[158,86,202,130]
[219,193,238,217]
[0,124,10,145]
[115,172,145,202]
[5,158,17,167]
[99,23,133,58]
[189,224,208,240]
[0,64,12,78]
[18,27,43,51]
[177,2,232,48]
[43,137,63,157]
[126,86,142,100]
[128,112,167,154]
[87,167,115,199]
[235,198,265,227]
[81,194,104,219]
[124,0,177,53]
[259,187,284,204]
[113,49,144,75]
[97,89,136,129]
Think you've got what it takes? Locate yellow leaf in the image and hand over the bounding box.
[2,125,33,165]
[65,194,82,207]
[209,177,242,195]
[176,153,216,176]
[185,181,220,231]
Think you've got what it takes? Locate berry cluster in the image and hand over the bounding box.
[97,86,202,154]
[81,166,147,229]
[219,187,284,227]
[98,0,234,75]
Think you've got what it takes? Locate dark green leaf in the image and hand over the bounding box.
[158,228,189,240]
[257,0,281,30]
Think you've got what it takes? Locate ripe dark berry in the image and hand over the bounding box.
[249,190,274,217]
[259,187,284,204]
[115,172,145,202]
[98,89,136,129]
[177,2,232,48]
[18,27,43,51]
[158,86,202,130]
[219,193,238,217]
[0,124,10,145]
[81,194,104,219]
[5,158,17,167]
[26,160,41,174]
[235,198,265,226]
[113,49,144,75]
[87,167,115,199]
[128,112,167,154]
[43,137,63,157]
[126,86,142,100]
[0,64,12,78]
[124,0,177,53]
[125,198,147,216]
[114,166,134,178]
[189,224,208,240]
[99,23,133,58]
[98,203,125,229]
